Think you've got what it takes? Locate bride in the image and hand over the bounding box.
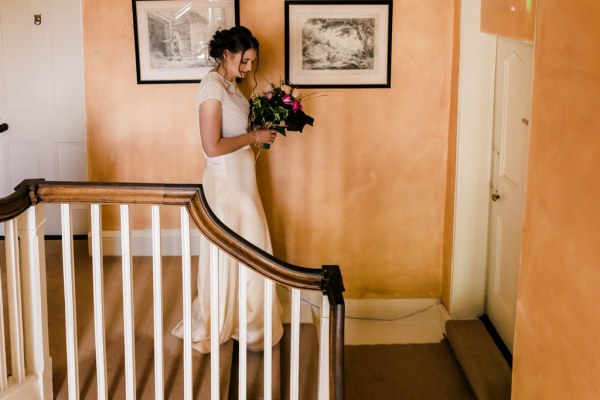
[172,26,284,353]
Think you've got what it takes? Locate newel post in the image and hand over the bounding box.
[17,206,53,398]
[321,265,345,400]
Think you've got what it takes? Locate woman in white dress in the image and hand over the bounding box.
[172,26,284,353]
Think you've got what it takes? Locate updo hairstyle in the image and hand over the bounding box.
[209,26,259,78]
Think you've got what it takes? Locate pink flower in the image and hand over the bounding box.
[282,94,293,105]
[292,100,303,111]
[264,91,273,100]
[279,120,287,127]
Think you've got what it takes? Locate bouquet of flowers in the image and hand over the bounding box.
[250,82,315,149]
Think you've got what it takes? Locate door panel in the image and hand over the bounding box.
[0,0,87,235]
[487,37,534,352]
[51,0,85,108]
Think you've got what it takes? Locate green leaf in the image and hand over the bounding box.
[275,126,286,136]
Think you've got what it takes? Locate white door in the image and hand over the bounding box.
[0,0,88,235]
[486,37,533,352]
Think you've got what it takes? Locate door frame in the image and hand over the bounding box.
[448,0,497,317]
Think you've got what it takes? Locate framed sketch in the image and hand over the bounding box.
[285,1,393,88]
[132,0,239,84]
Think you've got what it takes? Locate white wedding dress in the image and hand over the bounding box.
[172,72,284,353]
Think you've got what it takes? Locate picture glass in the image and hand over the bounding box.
[286,1,392,88]
[302,18,376,70]
[133,0,238,83]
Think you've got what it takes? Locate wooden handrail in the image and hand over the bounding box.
[0,179,346,398]
[0,179,39,222]
[37,180,325,290]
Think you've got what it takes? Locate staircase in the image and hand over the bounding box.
[0,180,345,399]
[446,319,512,400]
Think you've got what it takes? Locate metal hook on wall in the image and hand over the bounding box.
[34,14,42,25]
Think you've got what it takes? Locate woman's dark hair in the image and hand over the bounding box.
[209,26,259,84]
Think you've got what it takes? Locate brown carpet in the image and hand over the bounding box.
[1,239,476,399]
[446,320,511,400]
[345,343,475,400]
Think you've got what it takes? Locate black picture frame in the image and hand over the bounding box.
[132,0,240,84]
[285,0,393,88]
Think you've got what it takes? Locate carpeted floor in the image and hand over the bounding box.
[345,343,475,399]
[1,239,476,399]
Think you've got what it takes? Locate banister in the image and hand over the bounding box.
[0,178,346,399]
[0,180,325,290]
[0,179,42,222]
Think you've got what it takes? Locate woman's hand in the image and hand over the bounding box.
[252,128,277,146]
[200,100,276,157]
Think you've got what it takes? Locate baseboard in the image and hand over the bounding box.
[270,295,450,346]
[344,298,449,345]
[88,229,202,256]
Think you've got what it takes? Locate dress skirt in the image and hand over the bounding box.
[172,146,284,353]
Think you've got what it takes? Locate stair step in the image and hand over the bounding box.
[446,319,512,400]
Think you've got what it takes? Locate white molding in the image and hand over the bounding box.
[88,229,202,256]
[343,299,449,345]
[449,0,497,318]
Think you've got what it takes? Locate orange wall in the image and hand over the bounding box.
[481,0,536,42]
[83,0,458,299]
[512,1,600,398]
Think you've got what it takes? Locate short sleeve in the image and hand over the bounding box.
[194,72,249,138]
[196,80,223,107]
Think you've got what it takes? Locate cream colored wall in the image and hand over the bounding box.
[481,0,536,42]
[512,0,600,398]
[83,0,458,299]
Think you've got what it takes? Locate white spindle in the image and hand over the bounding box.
[152,206,164,400]
[4,218,25,383]
[120,205,136,398]
[61,204,80,398]
[263,279,274,400]
[180,207,193,400]
[0,223,10,391]
[210,244,220,400]
[318,296,330,400]
[238,265,247,400]
[18,206,52,398]
[91,204,108,399]
[290,289,301,400]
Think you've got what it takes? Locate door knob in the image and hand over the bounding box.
[491,191,500,201]
[0,123,8,133]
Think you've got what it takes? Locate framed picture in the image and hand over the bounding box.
[132,0,239,84]
[285,0,393,88]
